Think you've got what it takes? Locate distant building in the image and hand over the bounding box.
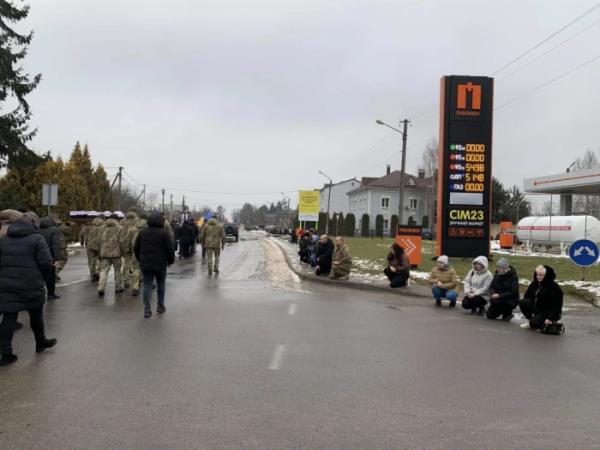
[347,168,436,233]
[319,178,360,215]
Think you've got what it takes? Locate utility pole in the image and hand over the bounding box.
[117,166,123,210]
[161,189,165,212]
[399,119,408,225]
[318,171,333,234]
[170,194,174,221]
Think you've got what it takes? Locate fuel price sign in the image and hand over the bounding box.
[436,76,494,258]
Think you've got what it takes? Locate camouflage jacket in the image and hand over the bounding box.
[333,243,352,271]
[86,218,105,251]
[99,219,126,258]
[201,219,225,248]
[59,224,73,250]
[121,212,138,234]
[164,219,175,244]
[125,218,147,256]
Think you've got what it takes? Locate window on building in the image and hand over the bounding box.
[382,198,390,208]
[409,198,418,209]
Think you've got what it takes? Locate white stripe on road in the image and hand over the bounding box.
[57,278,90,288]
[268,344,285,370]
[287,304,297,315]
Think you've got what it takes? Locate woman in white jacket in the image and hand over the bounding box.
[461,255,493,315]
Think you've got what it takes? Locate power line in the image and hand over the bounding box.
[491,1,600,75]
[498,16,600,82]
[495,52,600,110]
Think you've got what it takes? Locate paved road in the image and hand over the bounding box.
[2,232,600,449]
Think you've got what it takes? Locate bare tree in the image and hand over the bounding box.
[573,149,600,216]
[420,137,438,177]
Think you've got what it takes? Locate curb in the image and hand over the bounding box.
[268,237,432,299]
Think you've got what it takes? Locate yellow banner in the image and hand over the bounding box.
[298,190,320,221]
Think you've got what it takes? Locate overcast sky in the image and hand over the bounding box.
[24,0,600,213]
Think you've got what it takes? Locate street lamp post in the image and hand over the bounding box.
[318,171,333,234]
[376,119,409,225]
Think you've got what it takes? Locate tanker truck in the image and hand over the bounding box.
[516,215,600,252]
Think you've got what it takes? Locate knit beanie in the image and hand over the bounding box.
[436,255,449,266]
[496,258,510,270]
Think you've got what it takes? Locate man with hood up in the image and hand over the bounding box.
[461,255,493,315]
[97,214,127,297]
[519,265,563,330]
[201,217,225,275]
[39,216,63,300]
[486,258,520,321]
[0,215,57,366]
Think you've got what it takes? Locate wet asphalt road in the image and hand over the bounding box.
[1,232,600,449]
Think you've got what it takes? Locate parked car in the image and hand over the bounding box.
[421,228,435,240]
[224,223,239,242]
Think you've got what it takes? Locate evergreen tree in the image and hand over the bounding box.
[421,215,429,228]
[361,214,370,237]
[390,215,399,237]
[0,1,42,169]
[335,212,344,236]
[317,212,327,235]
[375,214,384,238]
[344,213,355,237]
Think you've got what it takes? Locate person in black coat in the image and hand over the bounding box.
[178,220,195,258]
[486,258,519,321]
[315,234,334,276]
[39,216,62,300]
[0,218,57,366]
[519,265,563,330]
[134,213,175,318]
[298,232,311,263]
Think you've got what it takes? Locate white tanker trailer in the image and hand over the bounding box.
[516,215,600,248]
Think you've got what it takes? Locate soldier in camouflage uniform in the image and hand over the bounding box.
[97,215,126,296]
[120,210,138,288]
[126,216,147,296]
[82,216,105,282]
[330,236,352,280]
[55,219,73,280]
[201,218,226,275]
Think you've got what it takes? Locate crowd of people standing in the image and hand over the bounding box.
[0,207,228,366]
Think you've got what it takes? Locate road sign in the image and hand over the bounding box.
[395,225,422,267]
[568,239,599,267]
[42,183,58,206]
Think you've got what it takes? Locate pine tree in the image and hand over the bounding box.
[375,215,384,238]
[390,215,399,237]
[344,213,355,237]
[0,1,42,169]
[361,214,370,237]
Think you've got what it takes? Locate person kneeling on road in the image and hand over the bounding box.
[315,234,334,276]
[134,213,175,318]
[330,236,351,280]
[519,265,563,331]
[461,256,493,315]
[429,255,458,307]
[486,258,519,321]
[383,243,410,288]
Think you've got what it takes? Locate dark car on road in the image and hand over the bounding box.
[422,228,435,240]
[224,223,239,242]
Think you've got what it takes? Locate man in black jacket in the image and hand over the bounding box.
[134,213,175,318]
[315,234,334,276]
[0,217,57,366]
[519,265,563,330]
[39,216,62,300]
[486,258,519,321]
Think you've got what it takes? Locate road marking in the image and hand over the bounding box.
[57,278,90,288]
[287,303,297,315]
[268,344,285,370]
